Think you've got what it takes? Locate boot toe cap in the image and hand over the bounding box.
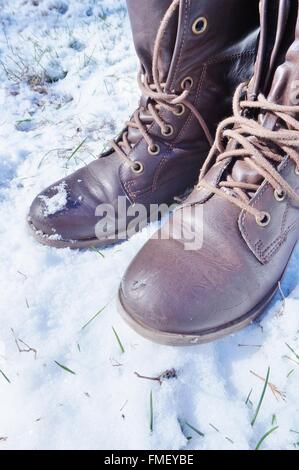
[28,176,98,245]
[119,234,262,343]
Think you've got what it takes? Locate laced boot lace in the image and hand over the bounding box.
[109,0,213,173]
[197,82,299,225]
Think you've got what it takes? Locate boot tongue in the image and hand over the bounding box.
[126,0,178,83]
[231,8,299,187]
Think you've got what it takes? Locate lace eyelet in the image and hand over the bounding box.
[295,166,299,176]
[274,189,286,202]
[192,17,208,35]
[173,104,185,116]
[181,76,193,90]
[255,212,271,227]
[131,161,144,174]
[161,124,174,137]
[148,144,160,155]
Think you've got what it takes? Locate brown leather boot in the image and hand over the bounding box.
[119,0,299,345]
[28,0,259,248]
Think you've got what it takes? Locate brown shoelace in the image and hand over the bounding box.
[197,82,299,225]
[109,0,213,172]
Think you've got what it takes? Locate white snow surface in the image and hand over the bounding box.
[0,0,299,451]
[38,181,67,215]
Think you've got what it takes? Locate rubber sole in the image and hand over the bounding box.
[117,283,278,346]
[27,218,130,249]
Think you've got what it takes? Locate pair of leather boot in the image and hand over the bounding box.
[28,0,299,346]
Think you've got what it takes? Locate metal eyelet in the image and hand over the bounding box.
[192,17,208,35]
[274,189,286,202]
[173,104,185,116]
[181,76,193,90]
[295,166,299,175]
[148,144,160,155]
[161,124,174,137]
[255,212,271,227]
[131,161,144,174]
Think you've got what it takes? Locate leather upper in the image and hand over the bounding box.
[120,0,299,335]
[29,0,260,244]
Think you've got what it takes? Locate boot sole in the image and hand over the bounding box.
[117,283,278,346]
[27,218,130,249]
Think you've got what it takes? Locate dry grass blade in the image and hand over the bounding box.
[250,369,286,402]
[12,329,37,359]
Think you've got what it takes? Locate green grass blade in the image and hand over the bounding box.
[0,368,11,383]
[255,426,279,450]
[112,327,125,354]
[90,247,105,258]
[285,343,299,361]
[185,421,205,437]
[150,391,153,433]
[67,137,87,162]
[81,305,106,330]
[251,366,270,427]
[54,361,76,375]
[245,388,253,405]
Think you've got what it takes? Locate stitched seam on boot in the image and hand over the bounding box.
[241,195,299,262]
[169,0,190,90]
[173,64,207,143]
[173,49,256,143]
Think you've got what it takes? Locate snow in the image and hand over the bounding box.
[0,0,299,451]
[38,181,67,215]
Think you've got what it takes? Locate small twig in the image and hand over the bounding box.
[135,372,161,384]
[134,368,177,385]
[11,329,37,359]
[110,358,123,367]
[238,344,261,348]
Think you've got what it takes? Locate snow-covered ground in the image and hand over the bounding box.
[0,0,299,451]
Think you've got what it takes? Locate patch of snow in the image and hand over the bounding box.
[0,0,299,452]
[38,182,68,216]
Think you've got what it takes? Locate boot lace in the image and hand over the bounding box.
[197,82,299,225]
[109,0,213,172]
